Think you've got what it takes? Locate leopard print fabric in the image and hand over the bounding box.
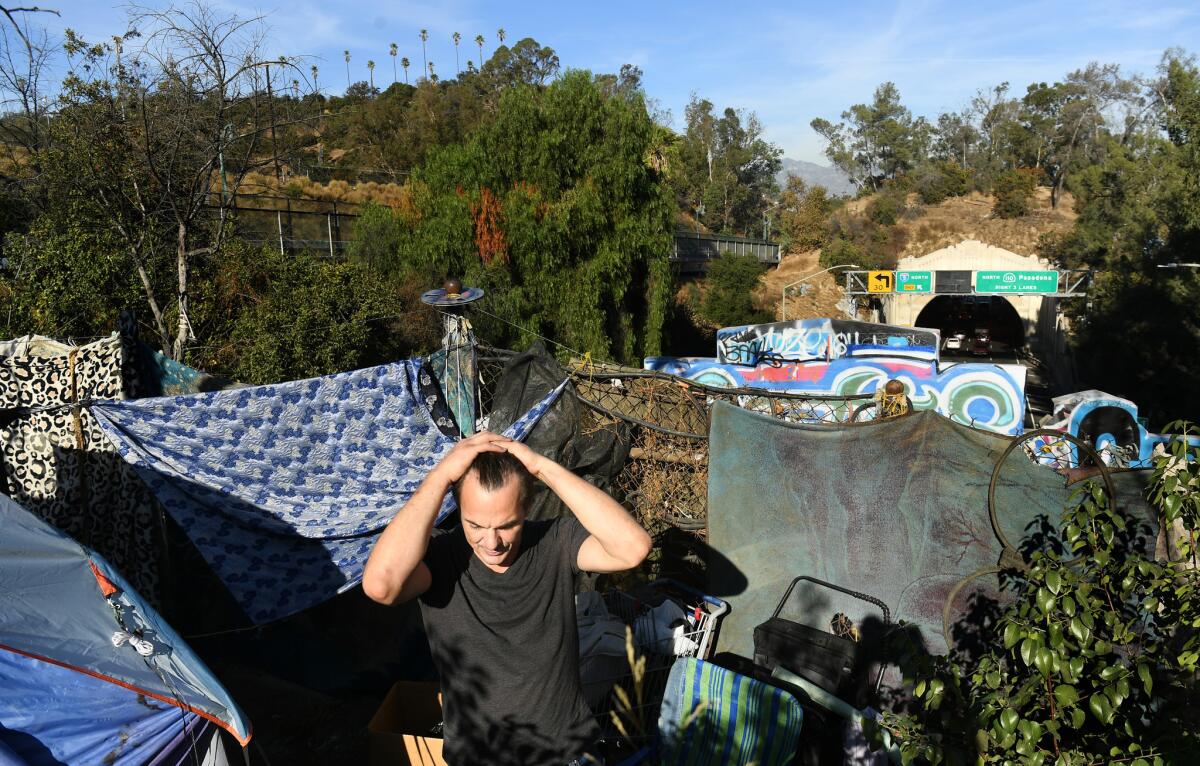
[0,334,160,602]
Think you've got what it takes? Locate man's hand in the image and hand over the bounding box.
[498,438,548,479]
[432,431,512,485]
[364,431,511,605]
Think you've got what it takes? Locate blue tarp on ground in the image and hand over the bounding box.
[92,359,566,624]
[0,495,250,762]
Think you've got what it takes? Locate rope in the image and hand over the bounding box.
[444,305,608,367]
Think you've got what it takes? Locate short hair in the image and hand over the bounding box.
[452,450,533,511]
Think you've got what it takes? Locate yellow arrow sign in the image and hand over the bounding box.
[867,271,895,293]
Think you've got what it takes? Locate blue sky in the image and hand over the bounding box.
[33,0,1200,163]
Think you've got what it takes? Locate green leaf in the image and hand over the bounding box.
[999,708,1019,733]
[1054,684,1079,707]
[1003,623,1021,649]
[1138,663,1153,694]
[1062,595,1077,616]
[1070,707,1086,729]
[1020,637,1037,667]
[1089,693,1113,724]
[914,679,926,698]
[1069,657,1084,681]
[1034,646,1053,677]
[1037,587,1056,615]
[1069,616,1090,645]
[986,670,1001,689]
[1046,569,1062,594]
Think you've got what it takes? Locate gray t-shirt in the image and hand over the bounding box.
[419,516,599,765]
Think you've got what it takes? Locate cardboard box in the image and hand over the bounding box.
[368,681,447,766]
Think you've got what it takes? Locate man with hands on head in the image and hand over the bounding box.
[363,431,653,766]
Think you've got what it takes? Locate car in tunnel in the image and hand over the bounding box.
[970,328,991,356]
[942,332,967,352]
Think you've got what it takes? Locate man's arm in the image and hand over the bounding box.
[362,431,511,605]
[502,441,652,573]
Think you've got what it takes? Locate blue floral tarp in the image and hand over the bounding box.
[92,359,566,624]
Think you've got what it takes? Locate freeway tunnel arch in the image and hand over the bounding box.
[881,240,1062,355]
[914,295,1026,351]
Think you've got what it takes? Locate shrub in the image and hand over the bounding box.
[993,169,1038,218]
[699,251,772,328]
[867,185,906,225]
[883,433,1200,765]
[915,161,971,204]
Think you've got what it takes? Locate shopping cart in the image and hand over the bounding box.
[582,579,729,749]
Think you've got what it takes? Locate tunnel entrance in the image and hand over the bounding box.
[914,295,1025,357]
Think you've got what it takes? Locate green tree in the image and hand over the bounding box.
[914,160,971,204]
[200,245,437,384]
[1041,52,1200,426]
[776,176,831,252]
[52,7,305,359]
[0,212,143,338]
[1018,64,1138,208]
[374,69,673,364]
[675,95,781,236]
[699,252,772,328]
[419,29,428,81]
[480,37,560,88]
[811,82,930,193]
[992,168,1037,218]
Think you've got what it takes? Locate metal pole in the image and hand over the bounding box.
[328,214,335,258]
[277,211,285,254]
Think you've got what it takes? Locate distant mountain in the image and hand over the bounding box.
[776,158,856,197]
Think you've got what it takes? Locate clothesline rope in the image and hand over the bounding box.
[436,305,613,368]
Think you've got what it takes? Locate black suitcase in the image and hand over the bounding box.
[752,576,891,697]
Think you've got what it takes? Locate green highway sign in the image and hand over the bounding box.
[975,270,1059,294]
[895,271,932,293]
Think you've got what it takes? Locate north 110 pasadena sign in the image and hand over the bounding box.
[974,270,1059,294]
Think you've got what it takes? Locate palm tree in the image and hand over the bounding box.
[475,34,485,68]
[292,79,300,98]
[367,59,375,89]
[401,57,410,84]
[497,27,506,45]
[466,60,476,75]
[389,42,398,84]
[311,64,319,93]
[452,32,461,74]
[419,29,428,81]
[428,61,435,82]
[343,50,350,89]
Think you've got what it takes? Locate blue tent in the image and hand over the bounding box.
[0,495,251,765]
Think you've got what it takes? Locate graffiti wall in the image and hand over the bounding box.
[716,319,940,366]
[646,355,1029,435]
[1030,390,1199,468]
